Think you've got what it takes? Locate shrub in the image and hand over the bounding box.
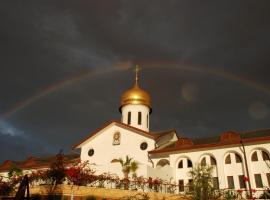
[259,188,270,199]
[30,194,42,200]
[223,190,237,200]
[188,164,218,200]
[84,195,97,200]
[0,177,13,195]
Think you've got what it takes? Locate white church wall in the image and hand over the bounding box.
[121,104,150,132]
[147,165,173,181]
[80,124,155,178]
[164,142,270,193]
[246,145,270,190]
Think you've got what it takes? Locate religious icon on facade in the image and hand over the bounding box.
[113,131,121,145]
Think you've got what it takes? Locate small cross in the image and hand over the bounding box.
[135,65,141,85]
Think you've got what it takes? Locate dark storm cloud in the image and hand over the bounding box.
[0,0,270,162]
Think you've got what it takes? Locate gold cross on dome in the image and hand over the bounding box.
[135,65,141,85]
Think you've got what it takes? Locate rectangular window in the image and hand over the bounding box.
[146,114,148,128]
[267,173,270,187]
[213,177,219,189]
[138,112,142,125]
[188,179,193,191]
[179,180,184,192]
[128,112,131,125]
[227,176,235,189]
[238,175,246,189]
[255,174,263,188]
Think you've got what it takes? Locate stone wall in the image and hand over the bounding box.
[30,185,189,200]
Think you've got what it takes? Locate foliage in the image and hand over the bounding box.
[259,188,270,199]
[0,177,13,195]
[84,195,97,200]
[188,164,218,200]
[65,161,95,186]
[30,194,42,200]
[8,164,23,178]
[223,190,237,200]
[115,155,139,179]
[47,151,66,185]
[122,192,150,200]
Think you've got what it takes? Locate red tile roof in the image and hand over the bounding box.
[149,129,270,154]
[0,154,80,172]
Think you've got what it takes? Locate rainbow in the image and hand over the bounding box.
[2,61,270,119]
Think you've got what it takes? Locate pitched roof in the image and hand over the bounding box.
[73,120,174,149]
[149,129,270,154]
[0,154,80,172]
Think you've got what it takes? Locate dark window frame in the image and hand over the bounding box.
[201,157,206,166]
[187,159,193,168]
[262,151,270,161]
[210,156,217,166]
[128,112,131,125]
[88,149,94,157]
[138,112,142,125]
[238,175,246,189]
[140,142,148,150]
[227,176,235,189]
[235,154,242,163]
[225,154,231,164]
[178,160,183,169]
[251,151,258,162]
[254,174,263,188]
[179,179,184,192]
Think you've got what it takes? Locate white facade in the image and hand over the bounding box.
[1,75,269,198]
[78,122,155,178]
[72,79,270,197]
[121,104,150,132]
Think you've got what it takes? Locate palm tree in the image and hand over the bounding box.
[115,155,138,179]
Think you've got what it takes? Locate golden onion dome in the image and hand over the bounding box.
[120,83,152,113]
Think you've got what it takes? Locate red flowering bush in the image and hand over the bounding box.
[65,161,95,186]
[0,177,13,195]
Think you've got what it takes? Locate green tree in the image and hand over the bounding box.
[47,151,66,185]
[188,164,217,200]
[115,156,138,179]
[8,164,23,178]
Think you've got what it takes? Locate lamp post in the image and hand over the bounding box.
[240,136,253,198]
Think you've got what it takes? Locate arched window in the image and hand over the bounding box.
[138,112,142,125]
[146,114,149,128]
[235,154,242,163]
[187,159,193,168]
[128,112,131,125]
[201,157,206,166]
[178,160,183,168]
[156,159,170,167]
[262,151,270,161]
[225,154,231,164]
[251,151,258,162]
[210,156,217,165]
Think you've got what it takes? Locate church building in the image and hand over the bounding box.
[73,66,270,194]
[1,66,270,196]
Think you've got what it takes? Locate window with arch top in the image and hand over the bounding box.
[210,156,217,165]
[235,154,242,163]
[225,154,231,164]
[178,160,183,168]
[201,157,206,166]
[187,159,193,168]
[262,150,270,161]
[251,151,258,162]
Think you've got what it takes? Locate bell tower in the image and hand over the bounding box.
[119,65,152,132]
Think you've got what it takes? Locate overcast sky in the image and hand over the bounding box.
[0,0,270,162]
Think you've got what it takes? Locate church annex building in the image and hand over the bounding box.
[1,68,270,195]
